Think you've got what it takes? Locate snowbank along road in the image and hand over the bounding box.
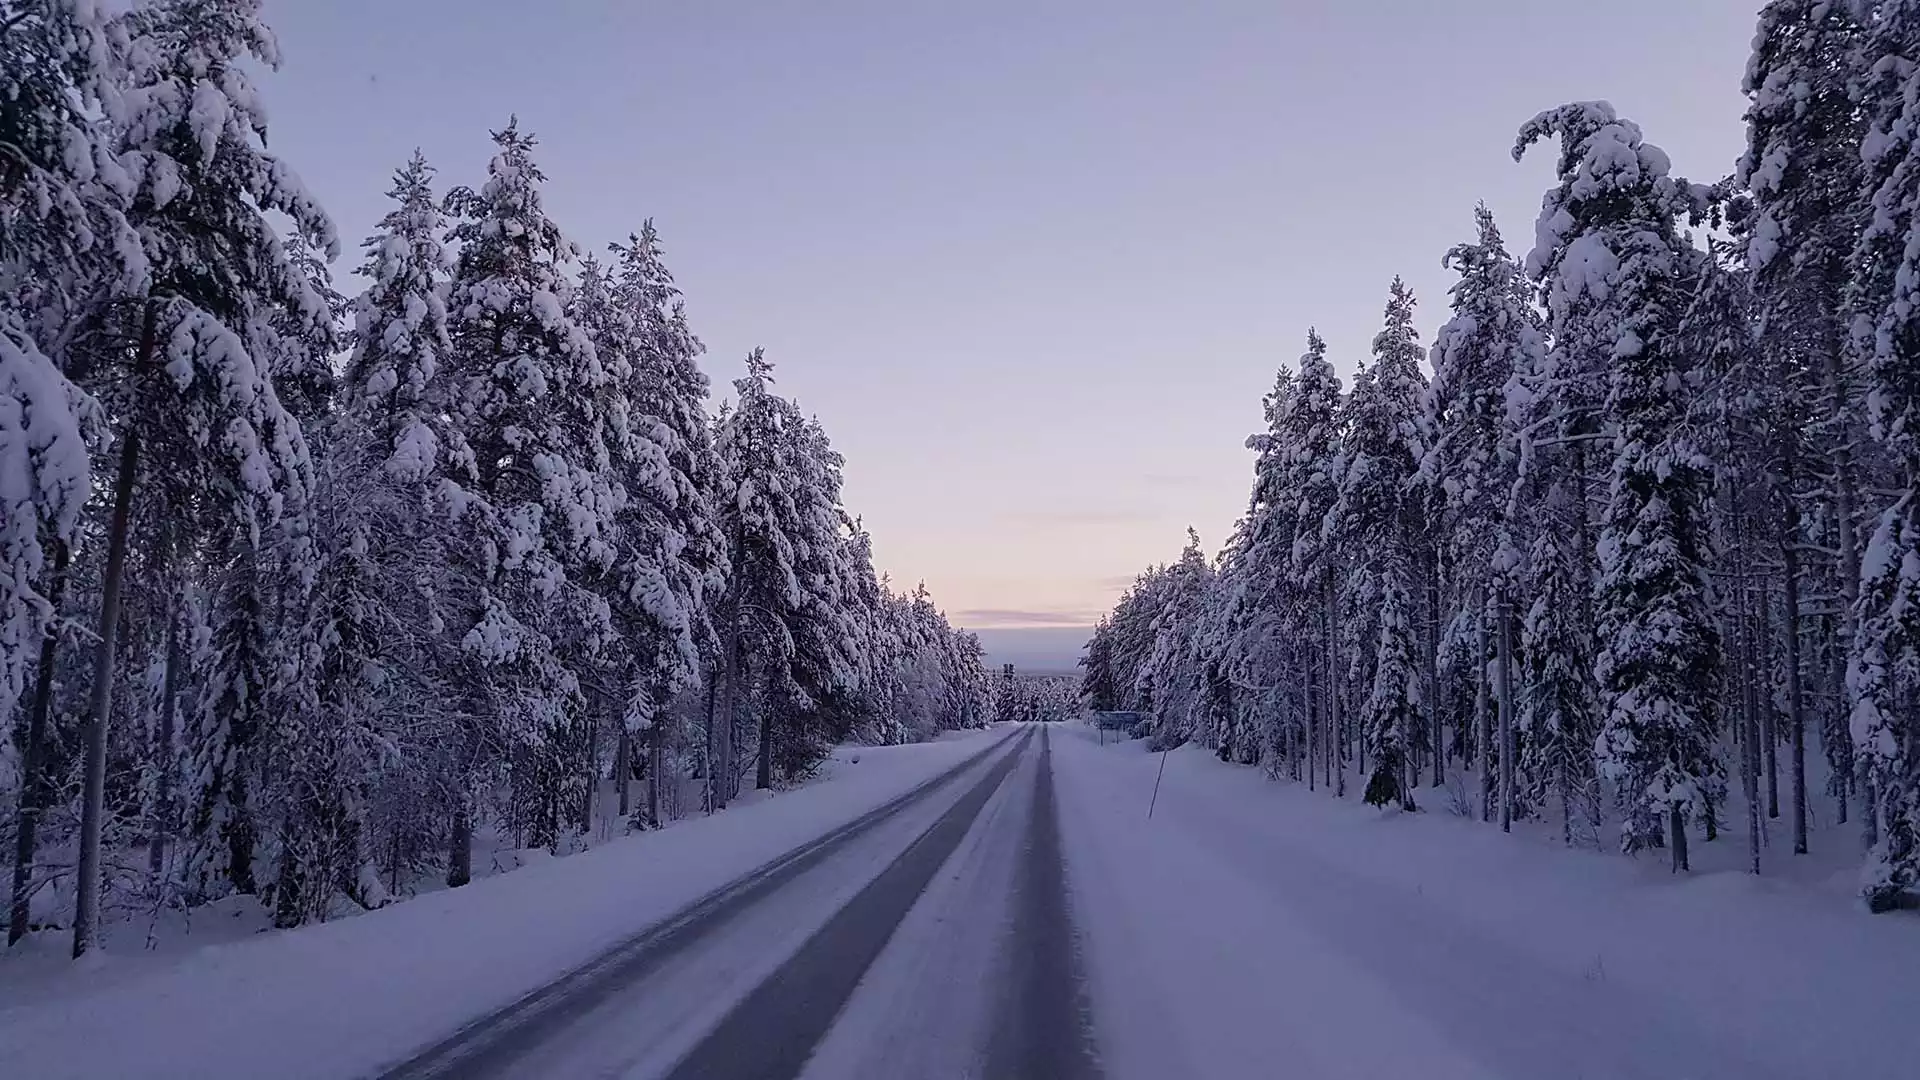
[377,723,1103,1079]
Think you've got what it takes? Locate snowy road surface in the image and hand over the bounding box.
[7,720,1919,1079]
[380,723,1101,1080]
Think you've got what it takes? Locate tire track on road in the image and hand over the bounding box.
[375,727,1025,1080]
[663,728,1034,1080]
[987,724,1102,1078]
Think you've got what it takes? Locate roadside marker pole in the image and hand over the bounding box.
[1148,740,1172,819]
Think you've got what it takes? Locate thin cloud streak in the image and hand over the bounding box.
[955,607,1107,629]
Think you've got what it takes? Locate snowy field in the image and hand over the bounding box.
[0,726,1011,1080]
[1056,722,1920,1080]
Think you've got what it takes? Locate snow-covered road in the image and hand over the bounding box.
[385,723,1101,1080]
[7,720,1917,1079]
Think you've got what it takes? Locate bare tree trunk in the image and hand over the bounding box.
[1762,573,1780,821]
[447,718,477,888]
[1865,777,1880,852]
[1293,659,1306,781]
[1829,615,1849,825]
[1826,348,1866,847]
[712,611,740,812]
[73,424,142,960]
[8,541,69,946]
[1496,586,1514,834]
[756,692,774,791]
[649,713,665,828]
[1476,588,1491,824]
[148,606,183,881]
[615,729,631,819]
[1784,497,1808,854]
[1742,561,1763,876]
[1327,580,1344,799]
[1670,804,1690,873]
[1306,641,1317,792]
[581,707,601,835]
[1429,545,1444,788]
[1560,757,1572,847]
[447,791,472,888]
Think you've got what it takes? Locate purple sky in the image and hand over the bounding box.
[263,0,1756,653]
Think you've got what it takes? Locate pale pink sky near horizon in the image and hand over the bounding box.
[262,0,1757,640]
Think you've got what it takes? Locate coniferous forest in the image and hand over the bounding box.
[1,0,991,955]
[1082,0,1920,913]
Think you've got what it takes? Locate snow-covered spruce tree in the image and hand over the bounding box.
[441,119,618,858]
[600,225,725,823]
[257,151,463,922]
[1201,525,1258,766]
[196,189,345,925]
[1740,0,1871,855]
[1080,563,1175,720]
[1845,0,1920,911]
[1282,330,1347,792]
[1141,528,1214,751]
[762,412,862,786]
[1234,361,1303,767]
[2,0,138,946]
[65,0,335,956]
[1338,279,1429,811]
[713,351,831,802]
[1079,614,1123,711]
[1680,232,1778,869]
[1517,102,1720,870]
[1422,206,1543,802]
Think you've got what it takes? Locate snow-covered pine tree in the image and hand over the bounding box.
[712,350,809,803]
[1338,279,1429,810]
[441,118,618,855]
[1844,0,1920,911]
[259,150,463,920]
[602,225,725,821]
[1141,528,1215,751]
[764,412,863,785]
[1279,331,1346,791]
[206,211,345,926]
[1423,206,1543,804]
[66,0,336,956]
[1200,524,1257,765]
[1,0,136,946]
[1517,102,1720,870]
[1740,0,1871,857]
[1235,361,1302,766]
[1679,229,1777,871]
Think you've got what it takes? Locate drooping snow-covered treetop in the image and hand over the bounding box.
[1281,328,1344,585]
[1422,205,1541,569]
[1849,2,1920,461]
[1368,276,1429,455]
[345,151,453,438]
[1,0,142,314]
[443,118,621,574]
[116,0,336,325]
[1514,101,1705,329]
[0,317,99,725]
[445,119,598,403]
[1241,359,1297,581]
[1738,0,1867,276]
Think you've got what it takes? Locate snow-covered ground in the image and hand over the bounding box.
[7,719,1915,1080]
[0,726,1010,1080]
[1055,722,1920,1080]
